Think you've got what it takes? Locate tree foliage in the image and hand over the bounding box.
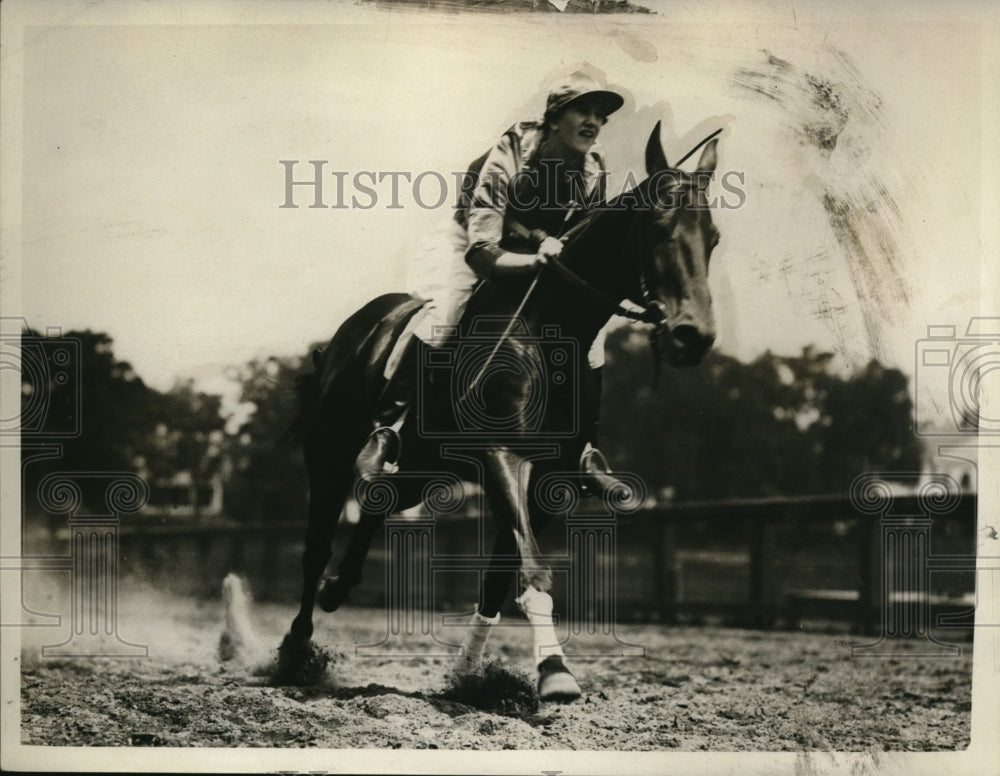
[20,329,225,516]
[223,353,313,523]
[599,328,922,501]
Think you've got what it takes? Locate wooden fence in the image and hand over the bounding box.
[114,491,978,635]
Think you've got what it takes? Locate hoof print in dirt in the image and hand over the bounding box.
[443,658,539,717]
[273,635,331,686]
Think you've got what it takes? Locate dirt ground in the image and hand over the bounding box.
[18,581,972,752]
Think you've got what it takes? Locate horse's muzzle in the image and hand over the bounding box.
[664,323,715,366]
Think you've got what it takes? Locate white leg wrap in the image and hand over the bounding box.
[516,587,564,664]
[458,608,500,670]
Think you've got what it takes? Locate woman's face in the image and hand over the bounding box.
[549,101,608,157]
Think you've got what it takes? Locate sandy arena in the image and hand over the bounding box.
[18,579,971,751]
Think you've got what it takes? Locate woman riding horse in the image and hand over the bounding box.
[280,82,722,701]
[354,72,625,491]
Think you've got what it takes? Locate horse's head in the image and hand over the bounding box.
[637,122,720,367]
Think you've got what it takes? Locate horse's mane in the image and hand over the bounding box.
[558,173,661,248]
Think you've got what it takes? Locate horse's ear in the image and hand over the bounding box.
[696,138,718,175]
[645,120,669,174]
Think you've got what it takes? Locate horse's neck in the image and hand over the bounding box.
[523,206,639,347]
[562,206,637,297]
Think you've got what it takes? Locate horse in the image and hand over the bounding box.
[278,122,722,702]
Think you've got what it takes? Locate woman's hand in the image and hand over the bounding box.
[535,236,564,266]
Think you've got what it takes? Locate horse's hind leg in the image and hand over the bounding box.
[316,508,384,613]
[286,464,354,645]
[317,476,425,611]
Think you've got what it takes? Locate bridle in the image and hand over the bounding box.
[547,196,669,385]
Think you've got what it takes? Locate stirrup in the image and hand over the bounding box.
[580,444,611,474]
[579,444,612,496]
[354,426,402,481]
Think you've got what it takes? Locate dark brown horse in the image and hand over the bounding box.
[279,123,722,701]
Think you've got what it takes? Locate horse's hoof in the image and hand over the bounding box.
[537,655,581,703]
[274,633,331,686]
[317,576,349,612]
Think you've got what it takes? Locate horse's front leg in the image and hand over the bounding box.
[456,447,540,671]
[520,459,582,703]
[465,447,580,702]
[481,446,551,592]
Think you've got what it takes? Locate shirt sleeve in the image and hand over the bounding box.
[464,131,521,279]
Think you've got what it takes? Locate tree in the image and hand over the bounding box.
[224,353,313,523]
[21,329,156,513]
[20,328,227,518]
[140,380,227,518]
[599,328,921,502]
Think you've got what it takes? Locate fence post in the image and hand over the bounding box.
[657,517,677,623]
[747,512,767,627]
[857,514,880,635]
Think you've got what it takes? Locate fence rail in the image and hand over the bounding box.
[104,491,978,634]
